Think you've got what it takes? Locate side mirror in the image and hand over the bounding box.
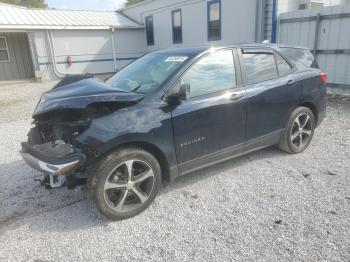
[167,83,190,102]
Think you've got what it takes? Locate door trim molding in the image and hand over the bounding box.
[177,129,283,177]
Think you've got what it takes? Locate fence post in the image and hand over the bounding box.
[313,13,321,56]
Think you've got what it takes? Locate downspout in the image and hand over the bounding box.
[255,0,266,42]
[27,32,40,71]
[46,30,66,78]
[110,27,117,71]
[271,0,278,43]
[254,0,260,42]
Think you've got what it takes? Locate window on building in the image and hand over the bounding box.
[172,9,183,44]
[299,4,307,9]
[145,15,154,46]
[181,49,236,98]
[207,0,221,41]
[275,53,292,76]
[242,51,278,83]
[0,37,10,62]
[311,2,324,9]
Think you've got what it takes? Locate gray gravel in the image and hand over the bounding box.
[0,82,349,262]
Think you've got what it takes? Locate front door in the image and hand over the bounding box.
[170,49,246,174]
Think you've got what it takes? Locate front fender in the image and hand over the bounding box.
[75,103,178,167]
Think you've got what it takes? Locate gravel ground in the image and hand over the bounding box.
[0,82,349,262]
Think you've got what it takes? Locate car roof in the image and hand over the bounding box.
[153,43,311,56]
[153,46,209,55]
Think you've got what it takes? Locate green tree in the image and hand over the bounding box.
[0,0,48,8]
[124,0,144,7]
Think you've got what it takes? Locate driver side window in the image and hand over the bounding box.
[181,49,236,99]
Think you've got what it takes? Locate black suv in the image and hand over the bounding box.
[21,44,327,220]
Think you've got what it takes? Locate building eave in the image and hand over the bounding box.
[118,0,158,11]
[0,25,144,30]
[0,3,144,30]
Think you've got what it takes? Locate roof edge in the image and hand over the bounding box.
[0,2,112,12]
[0,2,28,9]
[118,0,158,11]
[0,25,144,30]
[115,10,143,26]
[0,2,144,29]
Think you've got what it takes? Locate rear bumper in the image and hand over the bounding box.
[20,142,85,175]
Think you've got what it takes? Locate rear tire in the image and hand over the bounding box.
[87,147,161,221]
[278,107,315,154]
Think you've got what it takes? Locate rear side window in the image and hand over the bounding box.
[242,51,278,83]
[279,48,319,69]
[275,53,292,76]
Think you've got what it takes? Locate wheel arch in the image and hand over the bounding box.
[299,101,318,125]
[98,141,172,184]
[282,101,319,131]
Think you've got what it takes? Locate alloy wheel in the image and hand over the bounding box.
[290,113,312,148]
[103,160,155,213]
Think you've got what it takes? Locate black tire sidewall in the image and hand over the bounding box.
[89,148,161,221]
[286,107,315,154]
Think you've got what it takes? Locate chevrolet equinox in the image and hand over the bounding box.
[21,44,327,220]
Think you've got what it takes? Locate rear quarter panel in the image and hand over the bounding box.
[295,69,327,125]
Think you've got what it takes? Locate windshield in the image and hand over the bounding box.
[106,53,190,94]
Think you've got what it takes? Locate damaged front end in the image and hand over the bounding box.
[21,141,86,188]
[21,107,94,188]
[20,75,144,189]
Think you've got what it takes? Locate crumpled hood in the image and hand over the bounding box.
[33,77,144,117]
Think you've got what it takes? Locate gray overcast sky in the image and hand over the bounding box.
[46,0,127,11]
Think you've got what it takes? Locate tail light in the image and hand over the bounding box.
[320,72,327,87]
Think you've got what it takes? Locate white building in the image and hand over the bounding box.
[119,0,261,51]
[278,0,350,12]
[0,0,348,81]
[0,3,145,81]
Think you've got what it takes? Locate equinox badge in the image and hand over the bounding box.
[180,137,205,148]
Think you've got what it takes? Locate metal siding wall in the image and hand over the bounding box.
[278,5,350,86]
[0,32,34,80]
[277,0,292,14]
[51,30,115,75]
[32,29,145,81]
[34,31,56,81]
[114,28,146,69]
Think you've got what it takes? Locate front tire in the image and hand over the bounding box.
[87,147,161,220]
[279,106,315,154]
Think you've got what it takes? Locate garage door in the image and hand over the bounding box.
[0,33,34,81]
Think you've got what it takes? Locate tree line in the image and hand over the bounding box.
[0,0,145,8]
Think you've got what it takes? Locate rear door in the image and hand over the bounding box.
[170,49,246,173]
[238,48,298,145]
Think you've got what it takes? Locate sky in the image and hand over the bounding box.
[45,0,127,11]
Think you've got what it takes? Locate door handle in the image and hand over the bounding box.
[287,79,296,85]
[228,92,244,101]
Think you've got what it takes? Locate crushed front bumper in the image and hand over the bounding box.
[20,142,86,175]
